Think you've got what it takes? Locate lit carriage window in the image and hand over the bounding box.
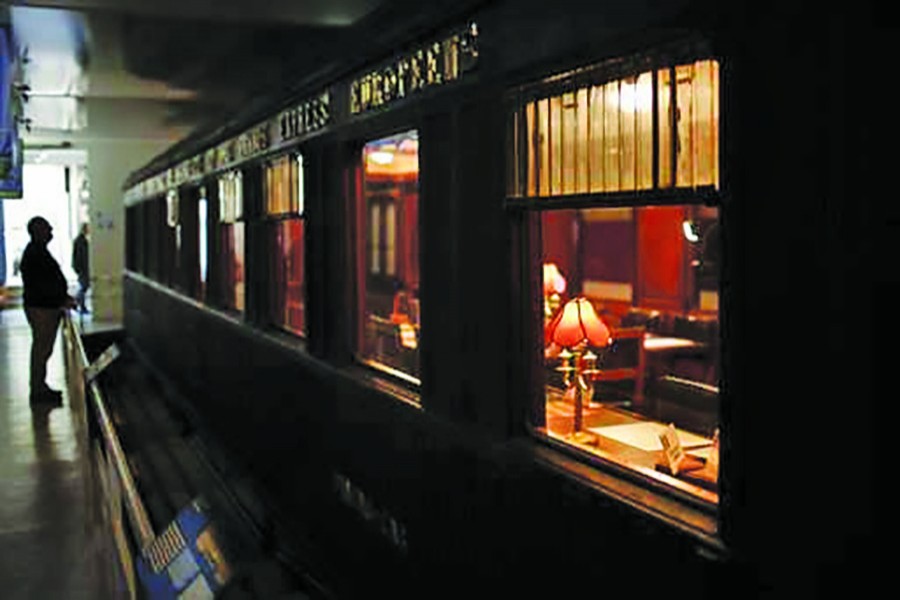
[166,189,179,228]
[509,59,719,197]
[513,56,722,506]
[217,170,245,313]
[264,153,306,337]
[357,130,420,385]
[198,186,209,300]
[540,205,720,502]
[165,189,183,288]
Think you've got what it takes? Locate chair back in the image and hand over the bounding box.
[590,326,646,404]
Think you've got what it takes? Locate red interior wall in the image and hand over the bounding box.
[636,206,686,311]
[542,210,578,295]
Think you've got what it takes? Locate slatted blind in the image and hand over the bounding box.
[509,60,719,198]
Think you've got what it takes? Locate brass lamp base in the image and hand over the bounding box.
[568,430,596,446]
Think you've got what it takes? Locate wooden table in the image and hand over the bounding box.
[545,389,718,496]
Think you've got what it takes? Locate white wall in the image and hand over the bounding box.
[84,138,173,322]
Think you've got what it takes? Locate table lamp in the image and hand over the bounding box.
[547,297,610,436]
[543,263,567,321]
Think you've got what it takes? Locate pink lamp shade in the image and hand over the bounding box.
[547,297,611,348]
[543,263,567,295]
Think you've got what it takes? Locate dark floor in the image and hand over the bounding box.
[0,308,116,599]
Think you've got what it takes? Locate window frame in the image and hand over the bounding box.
[262,151,308,337]
[507,46,724,513]
[215,169,247,314]
[196,184,210,302]
[352,128,423,391]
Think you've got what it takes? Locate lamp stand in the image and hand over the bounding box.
[556,348,575,387]
[581,349,600,408]
[558,345,595,440]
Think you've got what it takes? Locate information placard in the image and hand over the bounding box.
[659,423,686,475]
[136,498,233,599]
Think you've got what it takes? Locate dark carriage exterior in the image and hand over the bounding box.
[121,1,880,597]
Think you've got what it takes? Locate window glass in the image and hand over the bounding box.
[514,56,721,504]
[264,154,306,336]
[157,192,178,287]
[218,170,245,313]
[220,222,245,312]
[166,189,179,228]
[265,154,303,215]
[198,187,208,299]
[541,205,720,503]
[509,60,719,198]
[357,130,420,383]
[218,170,243,223]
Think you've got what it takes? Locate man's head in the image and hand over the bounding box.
[80,222,89,236]
[27,216,53,244]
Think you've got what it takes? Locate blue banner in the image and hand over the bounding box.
[0,24,22,199]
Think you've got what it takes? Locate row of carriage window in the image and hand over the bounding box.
[126,58,722,505]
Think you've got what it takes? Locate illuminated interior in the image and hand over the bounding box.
[198,187,208,300]
[358,130,420,383]
[510,60,719,197]
[541,205,719,500]
[265,154,306,336]
[218,171,245,313]
[519,59,721,503]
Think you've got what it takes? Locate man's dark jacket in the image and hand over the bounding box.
[72,233,89,282]
[20,242,67,308]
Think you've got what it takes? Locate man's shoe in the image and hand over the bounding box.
[30,388,63,404]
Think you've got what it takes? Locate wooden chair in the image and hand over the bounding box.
[588,326,646,405]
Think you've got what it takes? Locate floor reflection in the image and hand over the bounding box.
[0,310,109,599]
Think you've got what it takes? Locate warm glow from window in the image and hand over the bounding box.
[269,219,305,336]
[221,221,245,313]
[265,154,303,215]
[358,130,421,384]
[364,134,419,176]
[368,151,395,165]
[198,191,208,291]
[218,170,243,223]
[166,189,179,227]
[217,170,245,313]
[509,59,719,197]
[264,154,307,335]
[540,204,720,504]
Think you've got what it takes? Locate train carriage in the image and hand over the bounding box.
[121,0,877,596]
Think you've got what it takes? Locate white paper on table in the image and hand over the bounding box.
[588,422,712,452]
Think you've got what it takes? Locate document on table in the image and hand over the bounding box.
[588,422,712,452]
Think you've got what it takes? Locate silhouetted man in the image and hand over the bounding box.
[72,222,90,313]
[20,216,75,404]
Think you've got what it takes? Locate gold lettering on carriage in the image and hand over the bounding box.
[278,91,331,142]
[350,22,479,115]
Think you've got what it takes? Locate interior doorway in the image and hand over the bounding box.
[1,148,89,293]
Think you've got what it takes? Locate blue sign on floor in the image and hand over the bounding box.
[136,497,233,599]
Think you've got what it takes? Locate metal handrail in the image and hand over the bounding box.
[63,313,156,549]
